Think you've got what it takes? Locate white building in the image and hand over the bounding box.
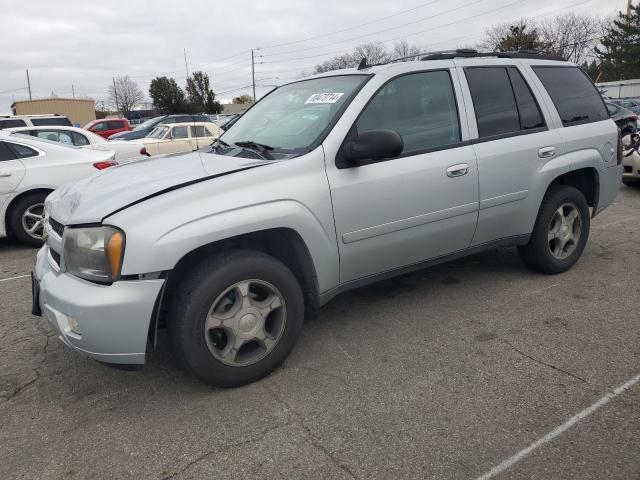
[596,79,640,99]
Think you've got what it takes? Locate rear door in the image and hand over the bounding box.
[459,63,563,245]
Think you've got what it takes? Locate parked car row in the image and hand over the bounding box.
[0,131,117,245]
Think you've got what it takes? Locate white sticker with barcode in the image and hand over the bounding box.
[305,92,344,104]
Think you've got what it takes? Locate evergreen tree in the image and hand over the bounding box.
[595,5,640,81]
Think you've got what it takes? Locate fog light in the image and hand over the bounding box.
[67,316,81,335]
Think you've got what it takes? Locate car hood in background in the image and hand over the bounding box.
[46,151,272,225]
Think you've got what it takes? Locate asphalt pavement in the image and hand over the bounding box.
[1,186,639,480]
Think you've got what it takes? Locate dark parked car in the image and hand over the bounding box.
[606,101,637,132]
[613,98,640,115]
[108,114,211,140]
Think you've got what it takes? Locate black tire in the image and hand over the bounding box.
[622,178,640,187]
[8,192,48,247]
[518,184,590,274]
[168,250,304,387]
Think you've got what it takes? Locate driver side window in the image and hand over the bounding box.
[355,70,461,156]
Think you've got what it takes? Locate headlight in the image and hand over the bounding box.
[63,226,125,283]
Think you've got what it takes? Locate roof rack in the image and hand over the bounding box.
[421,49,564,61]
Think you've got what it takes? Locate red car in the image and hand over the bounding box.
[84,118,131,139]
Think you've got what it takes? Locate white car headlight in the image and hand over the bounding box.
[63,226,125,283]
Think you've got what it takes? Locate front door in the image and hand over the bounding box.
[325,70,480,284]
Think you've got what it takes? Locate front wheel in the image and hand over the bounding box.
[168,250,304,387]
[8,192,48,247]
[518,185,590,274]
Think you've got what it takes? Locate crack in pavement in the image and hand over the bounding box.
[158,421,294,479]
[503,340,589,384]
[261,382,359,480]
[0,332,54,406]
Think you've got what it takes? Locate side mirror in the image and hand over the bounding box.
[342,129,403,165]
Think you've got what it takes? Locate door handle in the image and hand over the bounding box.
[446,163,469,178]
[0,171,12,178]
[538,146,556,158]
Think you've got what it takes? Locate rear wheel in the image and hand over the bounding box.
[168,250,304,387]
[9,192,48,247]
[518,185,590,274]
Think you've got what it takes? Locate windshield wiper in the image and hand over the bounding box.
[233,140,274,160]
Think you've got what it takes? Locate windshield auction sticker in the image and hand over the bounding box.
[305,93,344,104]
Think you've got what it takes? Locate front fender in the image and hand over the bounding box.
[114,200,339,294]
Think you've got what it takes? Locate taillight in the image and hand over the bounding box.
[93,160,118,170]
[140,147,150,156]
[617,130,623,165]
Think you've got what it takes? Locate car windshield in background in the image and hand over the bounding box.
[219,75,369,157]
[148,126,168,139]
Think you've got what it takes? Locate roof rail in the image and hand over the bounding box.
[421,49,564,61]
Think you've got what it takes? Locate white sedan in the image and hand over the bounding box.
[140,122,221,155]
[8,125,149,162]
[0,132,117,246]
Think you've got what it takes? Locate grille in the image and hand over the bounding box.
[49,217,64,237]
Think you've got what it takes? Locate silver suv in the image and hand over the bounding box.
[33,51,622,387]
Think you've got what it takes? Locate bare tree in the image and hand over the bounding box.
[352,41,390,65]
[108,76,144,117]
[539,14,606,64]
[313,40,422,74]
[391,40,422,61]
[477,19,548,52]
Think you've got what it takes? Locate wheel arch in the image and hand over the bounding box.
[3,188,53,235]
[546,167,599,215]
[149,227,320,349]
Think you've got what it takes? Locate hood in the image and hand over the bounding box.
[46,150,272,225]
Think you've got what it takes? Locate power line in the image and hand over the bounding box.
[259,0,489,59]
[258,0,444,50]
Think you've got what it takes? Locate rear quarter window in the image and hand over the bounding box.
[31,117,72,126]
[0,119,27,129]
[533,66,608,126]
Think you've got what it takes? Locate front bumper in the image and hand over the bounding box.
[34,245,164,365]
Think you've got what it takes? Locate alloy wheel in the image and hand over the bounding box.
[204,279,287,367]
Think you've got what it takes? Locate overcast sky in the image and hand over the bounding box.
[0,0,623,114]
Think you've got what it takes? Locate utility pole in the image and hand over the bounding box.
[71,84,75,99]
[26,69,32,100]
[251,49,256,103]
[112,77,119,113]
[184,48,189,78]
[628,0,633,17]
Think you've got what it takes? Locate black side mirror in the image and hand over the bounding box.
[342,129,403,165]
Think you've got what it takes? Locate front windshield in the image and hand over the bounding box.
[220,75,368,154]
[133,116,163,132]
[147,126,169,139]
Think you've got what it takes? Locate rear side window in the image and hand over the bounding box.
[507,67,545,130]
[0,119,27,129]
[107,120,124,130]
[465,66,545,138]
[466,67,519,137]
[172,126,189,139]
[190,125,209,137]
[31,117,72,126]
[6,142,39,158]
[533,66,608,126]
[93,122,109,131]
[355,70,461,155]
[0,142,15,161]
